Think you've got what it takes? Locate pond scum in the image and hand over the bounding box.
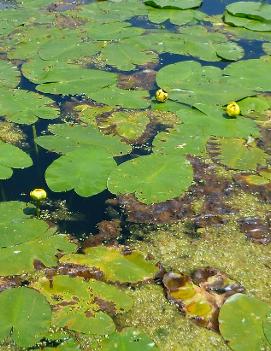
[0,0,271,350]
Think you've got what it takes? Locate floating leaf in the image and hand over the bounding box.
[263,42,271,56]
[100,38,158,71]
[32,275,132,335]
[0,234,76,276]
[0,61,20,88]
[75,104,115,125]
[209,137,269,171]
[219,293,271,351]
[144,0,202,10]
[0,201,49,247]
[100,111,149,142]
[22,59,117,97]
[0,287,51,347]
[108,152,193,204]
[224,11,271,32]
[45,147,117,197]
[239,95,271,120]
[263,312,271,346]
[147,8,202,26]
[0,141,32,180]
[238,169,271,186]
[36,123,131,156]
[226,2,271,22]
[60,246,158,283]
[43,339,81,351]
[0,88,59,125]
[100,328,159,351]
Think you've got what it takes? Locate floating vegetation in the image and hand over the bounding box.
[1,0,271,349]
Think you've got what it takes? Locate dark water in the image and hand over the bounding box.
[0,0,270,239]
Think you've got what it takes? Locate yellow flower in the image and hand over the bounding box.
[155,89,168,103]
[226,101,240,117]
[30,188,47,202]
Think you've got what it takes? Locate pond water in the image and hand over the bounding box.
[0,0,271,350]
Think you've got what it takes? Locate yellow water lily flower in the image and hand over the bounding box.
[226,101,240,117]
[30,188,47,202]
[155,89,168,103]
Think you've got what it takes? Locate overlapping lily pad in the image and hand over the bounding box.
[32,275,132,335]
[60,246,158,283]
[208,137,269,171]
[0,61,20,88]
[219,293,271,351]
[224,2,271,32]
[100,328,159,351]
[144,0,202,10]
[0,141,32,180]
[45,147,117,197]
[0,287,52,347]
[0,88,59,124]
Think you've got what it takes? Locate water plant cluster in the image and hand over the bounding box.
[0,0,271,350]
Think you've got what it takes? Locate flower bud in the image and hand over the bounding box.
[226,101,240,117]
[155,89,168,103]
[30,188,47,202]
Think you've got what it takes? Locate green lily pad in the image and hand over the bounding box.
[224,11,271,32]
[147,8,202,26]
[0,141,32,180]
[263,311,271,346]
[45,147,117,197]
[108,152,193,204]
[100,328,159,351]
[36,123,131,156]
[60,246,158,283]
[226,2,271,22]
[263,42,271,56]
[0,61,20,88]
[22,59,117,97]
[0,88,59,125]
[43,339,81,351]
[209,137,269,171]
[0,287,52,348]
[0,201,50,247]
[100,111,150,142]
[100,38,158,71]
[144,0,202,10]
[240,169,271,186]
[219,293,271,351]
[32,275,132,335]
[239,95,271,120]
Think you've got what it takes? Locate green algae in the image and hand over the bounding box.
[119,284,230,351]
[129,212,271,304]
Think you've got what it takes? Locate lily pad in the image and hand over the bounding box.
[45,147,117,197]
[219,293,271,351]
[0,141,33,180]
[239,95,271,120]
[0,61,20,88]
[36,123,131,156]
[100,111,150,142]
[226,2,271,22]
[100,38,158,71]
[100,328,159,351]
[0,234,76,276]
[0,201,49,247]
[147,8,202,26]
[22,59,117,97]
[224,11,271,32]
[0,88,59,125]
[209,137,269,171]
[108,152,194,204]
[144,0,202,10]
[60,246,158,283]
[0,287,52,347]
